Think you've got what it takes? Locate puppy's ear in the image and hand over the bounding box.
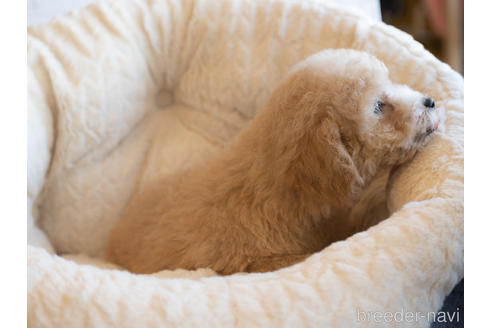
[318,119,364,207]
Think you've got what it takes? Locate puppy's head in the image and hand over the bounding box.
[354,71,444,169]
[272,49,444,205]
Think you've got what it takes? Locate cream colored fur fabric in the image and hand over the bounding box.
[27,0,463,327]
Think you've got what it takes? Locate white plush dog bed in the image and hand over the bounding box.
[27,0,463,326]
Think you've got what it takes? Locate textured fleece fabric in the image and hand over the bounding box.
[27,0,463,327]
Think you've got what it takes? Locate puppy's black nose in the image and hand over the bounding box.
[423,97,435,109]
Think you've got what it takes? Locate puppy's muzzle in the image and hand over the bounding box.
[422,97,438,135]
[426,122,439,135]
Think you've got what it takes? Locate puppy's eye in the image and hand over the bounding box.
[374,100,385,114]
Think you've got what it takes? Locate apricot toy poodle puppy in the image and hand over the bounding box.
[107,49,443,275]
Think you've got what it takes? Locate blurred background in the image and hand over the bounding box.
[381,0,464,74]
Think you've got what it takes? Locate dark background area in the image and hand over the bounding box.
[381,0,464,75]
